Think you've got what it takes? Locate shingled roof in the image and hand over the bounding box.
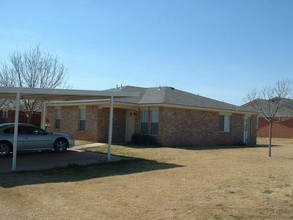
[240,98,293,117]
[110,86,238,112]
[49,85,251,113]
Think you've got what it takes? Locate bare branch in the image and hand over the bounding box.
[245,79,293,157]
[0,45,69,122]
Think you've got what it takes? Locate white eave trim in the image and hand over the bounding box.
[48,101,256,115]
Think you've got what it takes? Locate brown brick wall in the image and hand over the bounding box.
[159,108,215,146]
[47,106,99,142]
[250,116,257,145]
[135,110,140,134]
[47,105,257,146]
[97,108,126,143]
[96,108,108,143]
[158,107,256,146]
[46,107,56,131]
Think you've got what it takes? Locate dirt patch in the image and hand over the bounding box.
[1,138,293,219]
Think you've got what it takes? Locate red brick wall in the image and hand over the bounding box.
[0,110,41,127]
[97,108,126,143]
[46,107,56,131]
[47,106,126,143]
[47,106,99,142]
[250,115,257,145]
[47,106,257,146]
[158,107,256,146]
[258,117,293,138]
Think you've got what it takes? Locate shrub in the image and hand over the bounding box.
[131,133,157,146]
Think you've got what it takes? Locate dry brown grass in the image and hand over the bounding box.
[1,138,293,220]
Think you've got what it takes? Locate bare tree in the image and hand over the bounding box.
[245,79,293,157]
[0,45,68,122]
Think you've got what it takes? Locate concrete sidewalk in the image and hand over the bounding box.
[72,143,106,151]
[0,144,123,173]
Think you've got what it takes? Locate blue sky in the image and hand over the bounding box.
[1,0,293,105]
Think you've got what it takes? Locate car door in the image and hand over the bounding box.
[19,125,52,150]
[1,126,24,150]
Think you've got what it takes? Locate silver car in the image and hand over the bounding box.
[0,123,75,157]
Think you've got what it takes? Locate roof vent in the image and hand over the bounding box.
[169,87,175,90]
[115,84,123,89]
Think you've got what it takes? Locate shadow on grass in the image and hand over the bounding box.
[169,144,280,151]
[0,158,183,188]
[125,144,278,151]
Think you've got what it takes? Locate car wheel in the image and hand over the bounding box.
[54,138,68,152]
[0,142,11,157]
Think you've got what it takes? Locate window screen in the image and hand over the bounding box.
[219,115,231,132]
[150,110,159,135]
[55,109,61,129]
[79,108,86,131]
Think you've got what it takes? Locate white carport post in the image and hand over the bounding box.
[107,96,114,161]
[12,92,20,172]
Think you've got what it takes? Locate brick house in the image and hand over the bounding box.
[0,109,41,127]
[244,99,293,138]
[47,86,257,146]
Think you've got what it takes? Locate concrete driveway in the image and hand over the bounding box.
[0,145,123,173]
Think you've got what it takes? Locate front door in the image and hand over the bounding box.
[125,111,136,142]
[243,117,251,144]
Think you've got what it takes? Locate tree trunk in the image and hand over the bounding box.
[268,121,273,157]
[26,113,32,124]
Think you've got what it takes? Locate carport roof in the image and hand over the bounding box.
[0,86,138,172]
[0,86,138,100]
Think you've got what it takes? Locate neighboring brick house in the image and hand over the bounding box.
[0,109,41,127]
[241,99,293,138]
[243,99,293,138]
[257,117,293,138]
[47,86,257,146]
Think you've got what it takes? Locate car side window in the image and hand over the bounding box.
[35,128,46,135]
[20,126,36,135]
[3,127,14,134]
[19,126,46,135]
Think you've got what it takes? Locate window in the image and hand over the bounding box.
[19,126,46,135]
[140,109,160,135]
[2,109,8,123]
[79,107,86,131]
[3,127,14,134]
[2,109,8,119]
[150,110,159,135]
[140,110,148,134]
[219,115,231,132]
[55,109,61,129]
[20,126,35,134]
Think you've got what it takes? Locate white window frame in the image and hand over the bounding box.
[219,113,231,133]
[150,110,159,135]
[140,110,148,134]
[2,109,8,119]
